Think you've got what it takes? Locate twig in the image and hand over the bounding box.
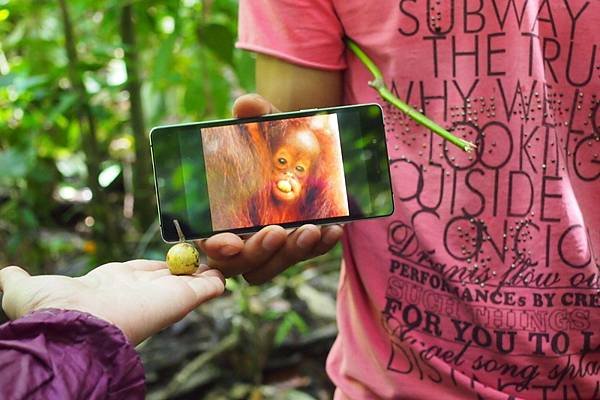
[58,0,123,259]
[155,330,240,400]
[346,38,476,153]
[120,4,155,226]
[173,219,186,242]
[133,218,160,258]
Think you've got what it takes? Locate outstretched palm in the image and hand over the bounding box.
[0,260,225,345]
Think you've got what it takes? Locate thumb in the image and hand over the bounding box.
[0,266,30,293]
[186,269,225,304]
[232,93,280,118]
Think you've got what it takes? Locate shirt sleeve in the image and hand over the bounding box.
[237,0,346,71]
[0,309,145,400]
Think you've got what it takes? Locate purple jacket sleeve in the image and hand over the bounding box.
[0,309,145,400]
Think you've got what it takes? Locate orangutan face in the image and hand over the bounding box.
[271,129,320,203]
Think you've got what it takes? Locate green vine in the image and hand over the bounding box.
[346,38,476,153]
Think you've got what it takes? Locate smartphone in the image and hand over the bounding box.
[150,103,394,242]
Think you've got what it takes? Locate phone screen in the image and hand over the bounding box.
[151,104,393,241]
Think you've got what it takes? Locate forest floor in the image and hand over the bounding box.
[0,233,342,400]
[140,248,341,400]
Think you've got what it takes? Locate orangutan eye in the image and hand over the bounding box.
[295,165,305,173]
[278,158,287,165]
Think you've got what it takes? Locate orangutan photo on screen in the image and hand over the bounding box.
[201,114,350,231]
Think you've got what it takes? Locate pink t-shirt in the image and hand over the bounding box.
[238,2,600,399]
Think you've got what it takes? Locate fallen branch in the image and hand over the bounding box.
[153,329,240,400]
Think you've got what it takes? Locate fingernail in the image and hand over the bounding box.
[322,228,341,246]
[219,245,239,257]
[297,229,317,249]
[195,264,209,274]
[209,269,226,285]
[262,231,283,251]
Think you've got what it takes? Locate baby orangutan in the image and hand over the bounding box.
[270,128,320,204]
[203,116,349,230]
[245,122,324,225]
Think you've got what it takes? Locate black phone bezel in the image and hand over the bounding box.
[150,103,394,242]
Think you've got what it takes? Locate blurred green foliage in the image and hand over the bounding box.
[0,0,254,273]
[0,1,340,398]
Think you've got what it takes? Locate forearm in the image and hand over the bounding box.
[0,309,145,400]
[256,54,343,111]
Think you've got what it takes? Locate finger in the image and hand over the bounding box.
[144,268,173,279]
[308,225,344,257]
[243,224,321,285]
[123,259,168,271]
[232,93,280,118]
[208,225,288,277]
[197,268,225,282]
[195,263,211,274]
[0,266,30,292]
[143,262,211,281]
[198,233,244,261]
[176,268,223,283]
[185,270,226,303]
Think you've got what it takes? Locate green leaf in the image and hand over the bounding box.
[204,52,230,117]
[0,148,31,183]
[296,284,337,320]
[274,317,293,345]
[183,69,206,116]
[12,75,48,92]
[28,159,56,184]
[0,73,15,87]
[21,208,38,229]
[198,23,234,66]
[13,75,48,92]
[283,390,319,400]
[3,21,25,47]
[211,0,238,16]
[274,311,309,345]
[48,92,79,122]
[151,34,177,86]
[234,50,255,92]
[6,233,22,255]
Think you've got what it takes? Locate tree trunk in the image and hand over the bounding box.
[58,0,123,261]
[120,4,156,230]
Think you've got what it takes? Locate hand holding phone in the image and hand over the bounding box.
[197,96,345,284]
[150,94,393,283]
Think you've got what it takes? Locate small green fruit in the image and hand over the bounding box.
[166,242,199,275]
